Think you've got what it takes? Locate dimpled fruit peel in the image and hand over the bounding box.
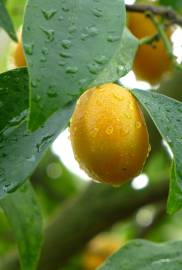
[70,83,150,185]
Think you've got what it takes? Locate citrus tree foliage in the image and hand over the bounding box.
[0,0,182,269]
[0,182,43,270]
[23,0,126,130]
[99,239,182,270]
[0,0,17,41]
[131,90,182,214]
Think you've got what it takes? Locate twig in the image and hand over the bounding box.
[126,4,182,26]
[139,33,160,46]
[148,12,182,70]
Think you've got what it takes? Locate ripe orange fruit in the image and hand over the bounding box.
[128,12,172,85]
[70,83,150,185]
[13,34,26,67]
[83,236,122,270]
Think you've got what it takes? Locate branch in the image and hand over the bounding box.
[126,4,182,26]
[1,179,169,270]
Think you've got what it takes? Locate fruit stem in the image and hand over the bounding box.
[148,12,182,71]
[139,33,159,46]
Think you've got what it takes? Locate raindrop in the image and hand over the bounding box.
[113,92,123,101]
[81,33,89,41]
[41,8,57,20]
[0,101,3,108]
[36,134,55,152]
[117,65,126,75]
[66,66,78,74]
[79,79,87,85]
[27,155,36,162]
[94,55,107,65]
[59,15,64,21]
[41,47,48,55]
[105,126,113,135]
[107,35,120,42]
[166,136,172,143]
[3,183,11,193]
[34,94,41,103]
[24,43,34,55]
[68,25,77,33]
[47,85,58,98]
[62,5,70,12]
[88,26,98,36]
[31,80,37,88]
[136,121,142,129]
[40,56,46,62]
[40,27,55,42]
[59,61,66,66]
[92,8,103,17]
[59,51,71,58]
[8,110,27,127]
[88,63,100,74]
[61,39,72,49]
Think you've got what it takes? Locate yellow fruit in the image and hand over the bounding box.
[83,236,122,270]
[128,12,172,85]
[13,38,26,67]
[70,83,150,185]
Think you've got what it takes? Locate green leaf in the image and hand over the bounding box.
[131,89,182,214]
[159,0,182,12]
[23,0,126,131]
[0,68,28,132]
[0,0,17,41]
[93,28,139,86]
[0,69,75,197]
[0,181,42,270]
[98,239,182,270]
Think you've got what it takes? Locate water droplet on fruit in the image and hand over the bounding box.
[136,121,142,129]
[105,126,113,135]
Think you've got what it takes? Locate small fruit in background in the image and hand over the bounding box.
[70,83,150,185]
[83,236,123,270]
[128,12,172,85]
[11,27,26,67]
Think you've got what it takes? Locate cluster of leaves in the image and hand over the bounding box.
[0,0,182,269]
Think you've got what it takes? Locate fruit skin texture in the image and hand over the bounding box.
[70,83,150,185]
[128,12,172,85]
[13,39,26,67]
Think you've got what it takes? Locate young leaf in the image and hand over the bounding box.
[0,69,75,197]
[131,89,182,214]
[23,0,126,131]
[0,0,17,41]
[99,239,182,270]
[0,181,42,270]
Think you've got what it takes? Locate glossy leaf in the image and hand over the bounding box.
[0,0,17,41]
[0,69,75,197]
[99,239,182,270]
[0,181,42,270]
[131,89,182,214]
[0,68,28,132]
[23,0,126,130]
[93,28,138,86]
